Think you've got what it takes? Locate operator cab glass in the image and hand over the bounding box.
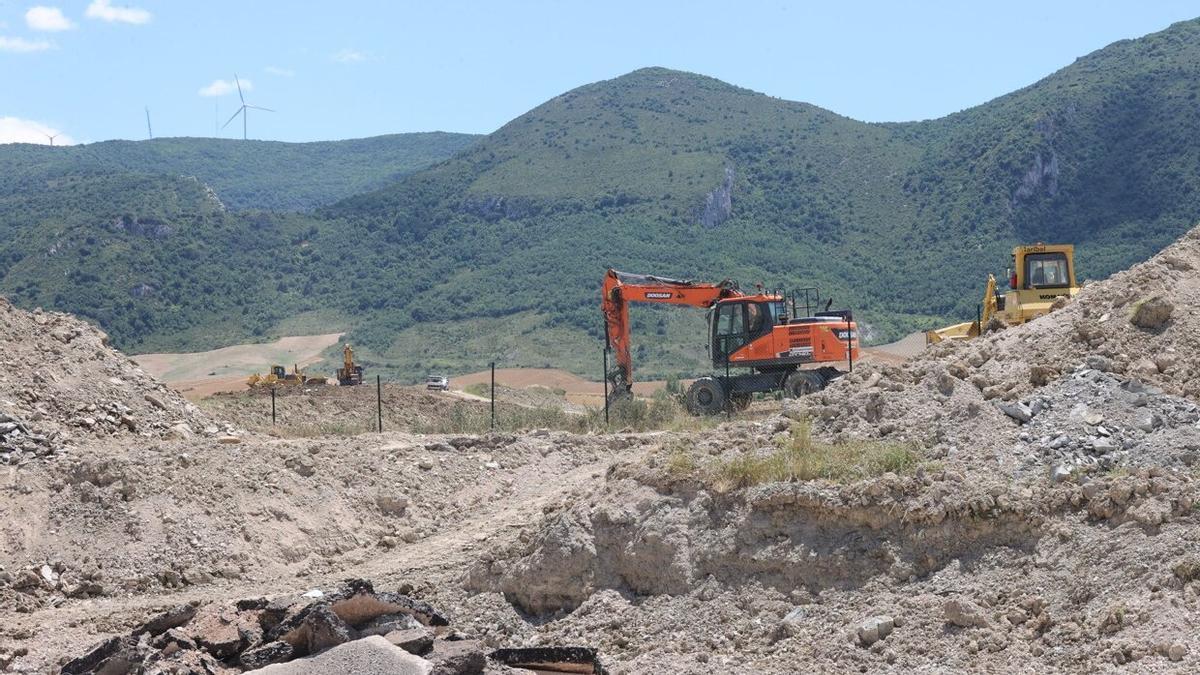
[1024,252,1070,289]
[713,301,774,360]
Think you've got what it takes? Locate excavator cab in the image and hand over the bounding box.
[710,299,778,361]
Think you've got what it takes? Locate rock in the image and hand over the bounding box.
[1030,365,1058,387]
[144,393,168,410]
[1154,354,1177,372]
[426,639,485,675]
[217,435,243,445]
[1051,465,1073,483]
[136,603,197,636]
[944,599,988,628]
[1136,413,1161,433]
[60,635,138,675]
[996,401,1033,424]
[1130,296,1173,329]
[856,615,894,647]
[1084,412,1104,426]
[1092,438,1118,453]
[304,604,358,654]
[165,423,193,441]
[935,371,955,396]
[776,606,808,638]
[488,647,604,673]
[1168,643,1188,662]
[151,628,197,653]
[360,612,423,637]
[418,458,435,470]
[1132,358,1159,375]
[245,635,433,675]
[385,627,435,655]
[376,496,410,516]
[190,609,257,659]
[1085,355,1117,373]
[240,641,296,669]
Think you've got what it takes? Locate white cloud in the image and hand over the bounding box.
[331,48,365,63]
[264,65,294,77]
[0,36,55,52]
[0,117,75,145]
[198,78,252,97]
[85,0,151,25]
[26,6,75,31]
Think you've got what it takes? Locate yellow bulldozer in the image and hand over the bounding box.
[927,243,1081,344]
[247,364,326,389]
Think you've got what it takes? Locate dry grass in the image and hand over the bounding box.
[709,420,922,489]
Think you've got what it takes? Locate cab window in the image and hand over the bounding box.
[1025,252,1070,289]
[714,303,748,358]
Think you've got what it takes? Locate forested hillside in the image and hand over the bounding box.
[3,18,1200,381]
[0,132,478,211]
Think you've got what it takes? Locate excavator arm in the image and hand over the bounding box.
[602,269,743,398]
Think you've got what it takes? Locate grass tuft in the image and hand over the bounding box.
[710,420,922,489]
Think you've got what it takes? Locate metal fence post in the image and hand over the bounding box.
[602,348,610,428]
[271,386,276,425]
[845,314,854,373]
[490,361,496,431]
[376,375,382,433]
[724,336,731,421]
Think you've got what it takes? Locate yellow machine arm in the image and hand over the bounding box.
[926,274,997,344]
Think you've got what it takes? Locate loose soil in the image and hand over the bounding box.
[4,225,1200,674]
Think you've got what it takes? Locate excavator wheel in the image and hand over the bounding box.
[686,377,727,416]
[783,370,824,399]
[731,392,753,411]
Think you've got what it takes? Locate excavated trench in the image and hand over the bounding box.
[472,476,1048,617]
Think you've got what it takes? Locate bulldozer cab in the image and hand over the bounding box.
[1001,244,1078,325]
[1013,244,1075,291]
[270,365,287,378]
[926,243,1080,344]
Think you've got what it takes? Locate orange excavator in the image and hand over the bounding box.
[602,269,859,414]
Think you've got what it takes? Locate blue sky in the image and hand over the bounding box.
[1,1,1198,144]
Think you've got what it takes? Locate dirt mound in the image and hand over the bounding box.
[464,418,1199,672]
[938,225,1200,402]
[791,224,1200,479]
[0,298,214,464]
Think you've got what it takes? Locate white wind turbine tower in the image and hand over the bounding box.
[45,133,59,146]
[221,75,273,140]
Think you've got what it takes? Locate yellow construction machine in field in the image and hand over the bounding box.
[247,364,326,389]
[927,243,1081,344]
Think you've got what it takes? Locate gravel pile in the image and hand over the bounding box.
[0,298,216,464]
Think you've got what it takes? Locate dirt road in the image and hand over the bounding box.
[134,333,344,399]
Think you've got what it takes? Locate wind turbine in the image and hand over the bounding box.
[45,133,58,146]
[145,106,153,139]
[221,75,273,140]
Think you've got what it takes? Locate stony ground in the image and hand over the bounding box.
[3,226,1200,673]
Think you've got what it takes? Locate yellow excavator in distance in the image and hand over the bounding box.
[337,344,364,386]
[927,243,1081,344]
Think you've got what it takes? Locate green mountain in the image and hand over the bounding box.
[3,19,1200,382]
[324,19,1200,378]
[0,132,478,211]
